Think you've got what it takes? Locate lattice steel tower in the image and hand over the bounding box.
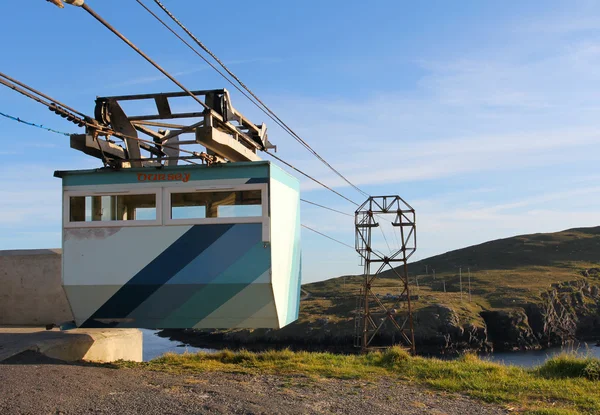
[354,196,417,353]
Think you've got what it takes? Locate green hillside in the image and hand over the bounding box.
[170,226,600,352]
[309,226,600,311]
[408,226,600,272]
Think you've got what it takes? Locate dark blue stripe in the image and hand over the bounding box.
[81,224,234,327]
[126,225,263,322]
[245,177,269,184]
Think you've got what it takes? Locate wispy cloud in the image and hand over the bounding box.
[109,57,283,88]
[109,66,211,88]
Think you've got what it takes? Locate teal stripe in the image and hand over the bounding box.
[59,162,270,186]
[210,241,271,284]
[167,224,263,284]
[157,242,271,326]
[196,284,275,328]
[270,163,300,191]
[126,224,263,321]
[81,284,274,329]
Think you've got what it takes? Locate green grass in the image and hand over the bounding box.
[119,348,600,415]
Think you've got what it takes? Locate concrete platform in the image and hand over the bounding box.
[0,249,72,326]
[0,327,142,363]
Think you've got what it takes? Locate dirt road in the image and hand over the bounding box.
[0,352,507,415]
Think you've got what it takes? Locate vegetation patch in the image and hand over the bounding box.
[194,227,600,354]
[118,348,600,415]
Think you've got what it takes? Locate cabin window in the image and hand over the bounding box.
[170,189,262,219]
[69,193,157,222]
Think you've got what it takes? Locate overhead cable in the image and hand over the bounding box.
[53,1,364,206]
[134,0,329,162]
[378,224,392,253]
[300,199,354,217]
[0,75,205,166]
[133,0,292,131]
[150,0,370,198]
[0,77,60,112]
[265,150,359,206]
[0,111,73,136]
[136,0,365,206]
[76,2,211,114]
[0,71,89,118]
[301,224,355,250]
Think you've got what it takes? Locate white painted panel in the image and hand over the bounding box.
[63,285,122,325]
[269,179,299,326]
[63,225,191,286]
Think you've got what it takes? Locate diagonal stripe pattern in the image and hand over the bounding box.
[82,224,234,327]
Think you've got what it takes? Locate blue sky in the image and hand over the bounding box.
[1,1,599,283]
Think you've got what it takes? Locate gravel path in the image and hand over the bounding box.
[0,352,507,415]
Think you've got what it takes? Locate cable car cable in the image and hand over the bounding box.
[133,0,294,137]
[265,150,359,206]
[54,2,363,206]
[148,0,370,199]
[76,3,212,114]
[0,76,205,166]
[0,111,73,136]
[378,224,392,253]
[0,71,89,119]
[135,0,367,206]
[301,224,355,250]
[300,199,354,217]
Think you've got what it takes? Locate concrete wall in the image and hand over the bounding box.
[38,328,143,362]
[0,249,73,326]
[0,327,143,363]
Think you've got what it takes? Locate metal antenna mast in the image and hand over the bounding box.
[354,196,417,353]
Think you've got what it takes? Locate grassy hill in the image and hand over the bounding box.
[167,226,600,353]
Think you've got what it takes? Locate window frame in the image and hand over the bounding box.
[164,183,269,240]
[62,182,270,241]
[63,187,163,228]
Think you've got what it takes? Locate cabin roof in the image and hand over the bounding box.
[53,160,298,191]
[54,160,271,178]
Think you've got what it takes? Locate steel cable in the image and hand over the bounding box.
[150,0,370,198]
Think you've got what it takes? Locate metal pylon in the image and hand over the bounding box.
[354,196,417,353]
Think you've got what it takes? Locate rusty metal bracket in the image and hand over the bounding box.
[68,89,274,167]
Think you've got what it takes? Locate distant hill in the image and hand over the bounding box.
[405,226,600,273]
[171,226,600,353]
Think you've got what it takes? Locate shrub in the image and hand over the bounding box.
[457,352,481,364]
[378,346,410,367]
[583,359,600,381]
[537,353,597,379]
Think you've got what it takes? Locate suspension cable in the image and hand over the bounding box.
[265,150,359,206]
[301,224,355,250]
[0,71,89,118]
[0,74,206,166]
[300,199,353,217]
[0,111,73,136]
[78,2,211,114]
[136,0,366,205]
[133,0,295,134]
[0,77,58,112]
[48,1,366,206]
[149,0,370,198]
[378,224,392,253]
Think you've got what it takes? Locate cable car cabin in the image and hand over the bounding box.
[54,161,301,329]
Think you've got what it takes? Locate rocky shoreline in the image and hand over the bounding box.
[159,278,600,357]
